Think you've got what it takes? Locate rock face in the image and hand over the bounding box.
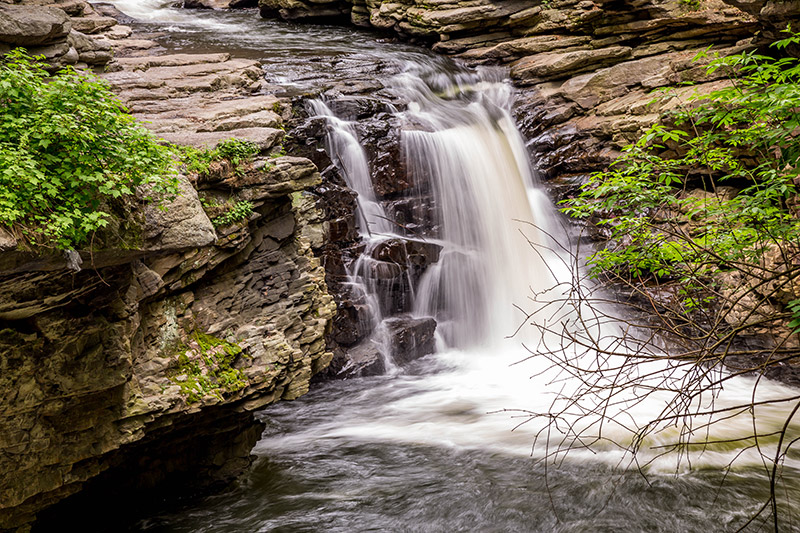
[256,0,797,196]
[0,40,335,533]
[0,0,115,68]
[287,92,442,381]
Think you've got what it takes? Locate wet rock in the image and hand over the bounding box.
[335,341,386,378]
[383,315,436,366]
[321,315,436,379]
[258,0,350,22]
[356,114,410,198]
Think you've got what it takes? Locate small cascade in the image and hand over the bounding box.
[307,101,394,237]
[309,100,415,372]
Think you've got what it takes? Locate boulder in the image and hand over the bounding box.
[144,175,216,251]
[0,4,71,46]
[383,315,436,366]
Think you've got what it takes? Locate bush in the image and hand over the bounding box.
[178,138,260,178]
[0,50,178,249]
[563,31,800,310]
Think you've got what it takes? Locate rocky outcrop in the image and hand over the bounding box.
[0,0,115,68]
[184,0,258,9]
[0,41,336,533]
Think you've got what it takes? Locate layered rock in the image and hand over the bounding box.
[255,0,797,191]
[0,42,336,533]
[0,0,115,68]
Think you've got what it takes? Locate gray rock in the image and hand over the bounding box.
[0,5,71,46]
[144,175,216,251]
[0,228,16,251]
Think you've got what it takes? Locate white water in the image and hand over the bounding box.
[111,0,800,487]
[302,62,800,476]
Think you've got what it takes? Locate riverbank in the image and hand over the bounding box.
[0,4,339,530]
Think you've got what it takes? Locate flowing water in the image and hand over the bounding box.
[110,2,800,530]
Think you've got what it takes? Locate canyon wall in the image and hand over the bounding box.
[0,5,336,530]
[256,0,799,186]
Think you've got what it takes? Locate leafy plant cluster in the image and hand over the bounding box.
[178,138,260,178]
[563,32,800,316]
[211,199,254,227]
[0,50,179,249]
[168,330,249,403]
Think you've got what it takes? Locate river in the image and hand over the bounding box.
[107,3,800,531]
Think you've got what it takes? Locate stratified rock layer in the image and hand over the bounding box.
[0,42,335,533]
[0,0,115,68]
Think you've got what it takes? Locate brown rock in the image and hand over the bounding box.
[511,46,633,82]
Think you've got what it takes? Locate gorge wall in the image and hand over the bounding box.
[0,5,337,530]
[256,0,797,185]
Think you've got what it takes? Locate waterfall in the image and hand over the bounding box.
[102,3,800,527]
[306,61,800,472]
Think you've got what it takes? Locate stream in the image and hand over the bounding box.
[108,2,800,531]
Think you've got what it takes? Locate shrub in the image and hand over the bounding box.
[563,31,800,303]
[0,50,179,249]
[212,200,254,227]
[178,138,260,178]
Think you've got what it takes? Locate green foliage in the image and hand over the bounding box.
[562,30,800,321]
[789,300,800,333]
[211,200,254,227]
[169,331,249,403]
[177,138,260,177]
[0,50,178,249]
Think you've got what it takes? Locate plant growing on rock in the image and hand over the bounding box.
[0,50,178,249]
[211,200,254,227]
[168,331,249,404]
[546,30,800,530]
[178,138,260,178]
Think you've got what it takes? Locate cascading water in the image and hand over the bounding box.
[307,100,402,370]
[106,3,800,530]
[306,62,800,470]
[394,67,573,348]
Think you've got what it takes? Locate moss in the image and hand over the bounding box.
[167,330,250,403]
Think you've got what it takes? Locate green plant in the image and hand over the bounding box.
[0,50,178,249]
[212,200,254,227]
[178,138,260,178]
[563,31,800,306]
[789,299,800,333]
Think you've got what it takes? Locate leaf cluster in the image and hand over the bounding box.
[0,50,178,249]
[177,138,260,178]
[563,32,800,301]
[211,199,254,227]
